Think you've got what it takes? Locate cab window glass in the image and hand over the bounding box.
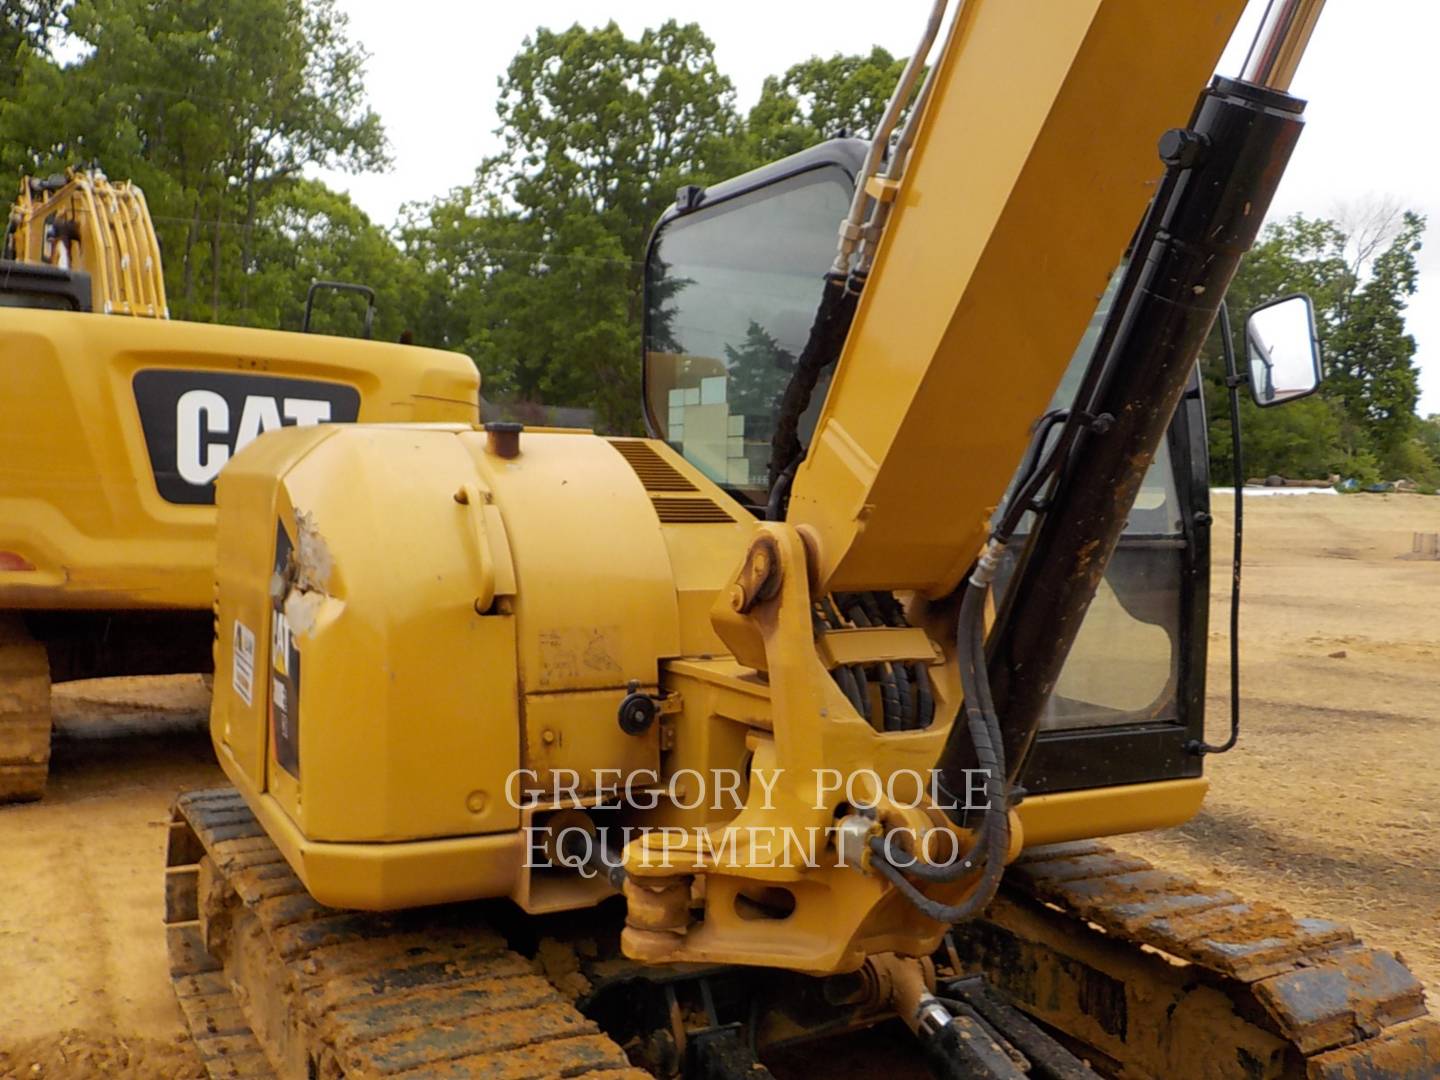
[644,167,852,505]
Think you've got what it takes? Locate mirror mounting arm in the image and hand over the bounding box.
[1189,300,1244,757]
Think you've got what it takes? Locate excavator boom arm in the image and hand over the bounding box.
[786,0,1247,596]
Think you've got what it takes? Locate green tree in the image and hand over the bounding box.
[1324,211,1426,468]
[1205,209,1429,483]
[402,185,636,414]
[418,20,747,431]
[723,321,795,437]
[747,47,907,161]
[2,0,388,325]
[0,1,63,90]
[247,180,421,342]
[491,21,746,273]
[1210,395,1348,482]
[0,1,62,111]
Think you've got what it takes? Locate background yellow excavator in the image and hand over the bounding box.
[163,0,1440,1076]
[0,169,481,802]
[3,169,168,317]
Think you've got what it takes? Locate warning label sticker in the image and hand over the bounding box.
[232,619,256,707]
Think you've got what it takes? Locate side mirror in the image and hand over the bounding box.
[1245,294,1322,407]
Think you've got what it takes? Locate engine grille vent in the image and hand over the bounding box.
[609,439,696,492]
[651,497,737,524]
[609,439,736,523]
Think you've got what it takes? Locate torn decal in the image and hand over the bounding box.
[269,520,302,778]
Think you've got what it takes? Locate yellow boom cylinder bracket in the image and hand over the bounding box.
[622,524,972,974]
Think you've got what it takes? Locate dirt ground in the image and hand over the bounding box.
[0,493,1437,1077]
[1124,492,1440,1000]
[0,676,218,1078]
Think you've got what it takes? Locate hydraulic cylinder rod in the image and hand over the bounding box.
[1242,0,1326,91]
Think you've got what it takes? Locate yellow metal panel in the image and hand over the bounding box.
[208,424,331,789]
[241,425,520,843]
[1017,778,1208,848]
[467,431,682,694]
[788,0,1247,595]
[818,626,939,669]
[0,308,478,611]
[210,769,527,910]
[630,441,753,658]
[522,688,659,794]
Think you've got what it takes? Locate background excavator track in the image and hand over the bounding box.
[956,841,1440,1078]
[0,616,52,803]
[164,788,647,1080]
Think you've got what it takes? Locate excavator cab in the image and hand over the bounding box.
[643,137,1211,799]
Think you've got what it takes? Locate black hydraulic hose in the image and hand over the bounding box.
[891,656,916,729]
[880,394,1065,885]
[870,574,1009,911]
[765,462,798,522]
[817,602,871,720]
[1003,408,1072,519]
[912,661,935,728]
[1190,301,1244,754]
[874,591,906,625]
[881,564,1010,883]
[869,591,930,729]
[876,665,903,731]
[851,663,873,725]
[854,593,916,728]
[834,663,866,720]
[768,272,859,493]
[838,595,904,730]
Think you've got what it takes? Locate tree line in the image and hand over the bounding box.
[1204,206,1435,487]
[4,0,1432,482]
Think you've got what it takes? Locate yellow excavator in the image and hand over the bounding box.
[163,0,1440,1076]
[0,169,481,801]
[4,168,169,316]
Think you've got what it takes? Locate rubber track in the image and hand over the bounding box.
[165,788,648,1080]
[0,617,51,803]
[1003,840,1440,1077]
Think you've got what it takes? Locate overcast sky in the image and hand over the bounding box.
[320,1,1440,412]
